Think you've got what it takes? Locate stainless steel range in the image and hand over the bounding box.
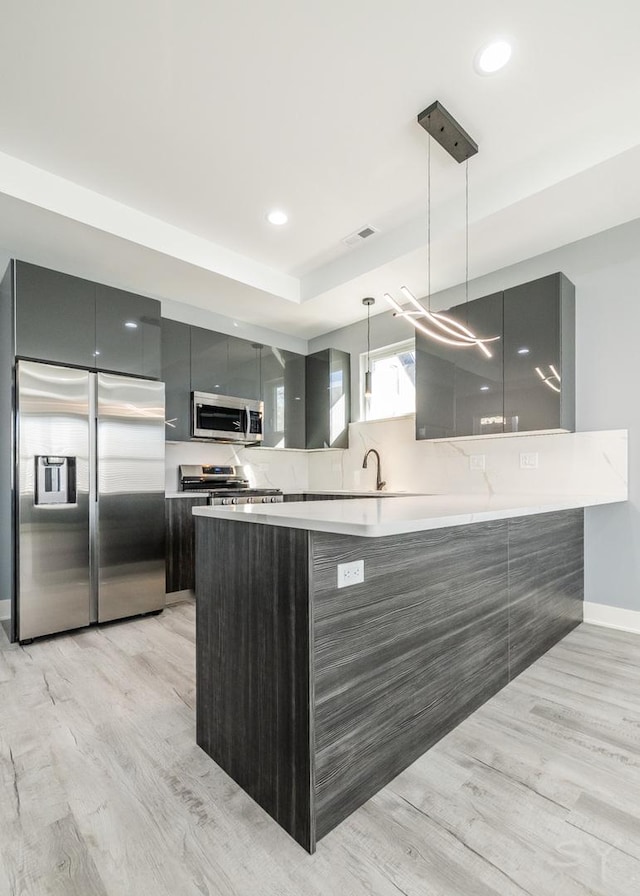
[179,465,283,505]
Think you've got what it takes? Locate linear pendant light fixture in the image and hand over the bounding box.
[384,101,499,358]
[363,296,375,397]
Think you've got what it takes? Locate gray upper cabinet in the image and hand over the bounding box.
[190,328,261,400]
[161,319,191,441]
[416,291,503,439]
[503,273,575,433]
[15,261,96,369]
[190,326,230,394]
[227,337,261,400]
[14,261,161,379]
[95,285,161,379]
[166,321,308,447]
[416,272,575,439]
[261,347,306,448]
[305,349,350,449]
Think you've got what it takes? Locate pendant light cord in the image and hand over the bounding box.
[367,302,371,370]
[465,157,469,307]
[427,127,431,312]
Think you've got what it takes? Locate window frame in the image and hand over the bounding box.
[360,337,416,422]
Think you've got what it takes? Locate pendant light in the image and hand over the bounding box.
[363,297,375,397]
[384,101,499,358]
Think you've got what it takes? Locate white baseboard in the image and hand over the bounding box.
[583,601,640,635]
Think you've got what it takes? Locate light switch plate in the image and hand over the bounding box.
[337,560,364,589]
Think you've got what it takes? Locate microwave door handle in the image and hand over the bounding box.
[244,406,250,440]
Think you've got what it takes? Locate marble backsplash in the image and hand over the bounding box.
[166,420,627,500]
[165,440,310,493]
[307,417,628,498]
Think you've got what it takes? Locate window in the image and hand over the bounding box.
[361,339,416,421]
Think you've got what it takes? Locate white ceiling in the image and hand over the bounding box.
[1,0,640,339]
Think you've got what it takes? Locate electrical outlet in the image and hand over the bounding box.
[337,560,364,589]
[520,452,539,469]
[469,454,486,471]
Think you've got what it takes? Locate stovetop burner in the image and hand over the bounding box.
[179,464,282,502]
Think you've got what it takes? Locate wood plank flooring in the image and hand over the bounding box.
[1,601,639,895]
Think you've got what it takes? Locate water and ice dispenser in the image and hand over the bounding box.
[34,456,77,505]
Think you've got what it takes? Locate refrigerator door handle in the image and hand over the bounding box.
[94,417,99,501]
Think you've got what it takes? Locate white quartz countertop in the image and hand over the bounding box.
[191,492,626,538]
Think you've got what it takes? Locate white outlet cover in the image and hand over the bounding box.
[337,560,364,589]
[469,454,486,471]
[520,452,539,469]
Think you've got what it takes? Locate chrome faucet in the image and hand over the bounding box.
[362,448,386,491]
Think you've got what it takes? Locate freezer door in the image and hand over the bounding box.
[17,361,91,640]
[96,373,165,622]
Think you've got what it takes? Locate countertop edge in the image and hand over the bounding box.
[191,493,627,537]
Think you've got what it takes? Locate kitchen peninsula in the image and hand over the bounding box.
[193,492,624,853]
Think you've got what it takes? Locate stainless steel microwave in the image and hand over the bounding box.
[191,392,264,443]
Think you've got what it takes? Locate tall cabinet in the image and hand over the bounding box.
[416,272,575,439]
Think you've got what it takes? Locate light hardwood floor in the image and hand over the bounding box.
[1,602,640,895]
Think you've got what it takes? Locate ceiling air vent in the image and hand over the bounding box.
[342,225,379,248]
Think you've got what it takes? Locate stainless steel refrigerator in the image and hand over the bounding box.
[16,360,165,641]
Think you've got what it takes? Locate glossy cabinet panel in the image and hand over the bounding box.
[14,261,161,380]
[166,320,309,447]
[190,326,229,394]
[416,273,575,439]
[416,292,503,439]
[161,319,191,441]
[305,349,350,448]
[261,347,306,448]
[283,352,306,448]
[95,285,161,379]
[15,261,96,369]
[503,273,575,432]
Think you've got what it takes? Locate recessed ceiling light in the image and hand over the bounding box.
[480,385,490,392]
[517,346,530,355]
[124,321,138,329]
[267,209,288,226]
[475,39,512,75]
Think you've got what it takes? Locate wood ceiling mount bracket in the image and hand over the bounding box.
[417,101,478,163]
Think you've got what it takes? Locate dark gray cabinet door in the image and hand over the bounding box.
[15,261,96,369]
[283,352,306,448]
[260,347,306,448]
[503,273,575,432]
[161,319,191,441]
[227,337,261,400]
[165,496,208,593]
[190,326,229,394]
[305,349,350,449]
[416,273,575,440]
[452,291,504,436]
[95,285,161,379]
[416,292,503,439]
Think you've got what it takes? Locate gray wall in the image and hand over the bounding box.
[310,217,640,613]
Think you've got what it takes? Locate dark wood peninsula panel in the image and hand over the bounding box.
[195,509,584,853]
